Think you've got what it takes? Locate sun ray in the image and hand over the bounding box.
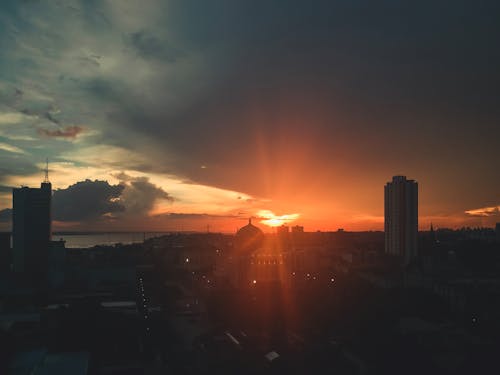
[257,209,300,227]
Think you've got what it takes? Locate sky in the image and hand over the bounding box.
[0,0,499,232]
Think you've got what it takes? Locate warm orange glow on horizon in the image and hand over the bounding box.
[258,209,300,227]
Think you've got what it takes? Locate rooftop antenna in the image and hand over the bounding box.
[43,158,50,183]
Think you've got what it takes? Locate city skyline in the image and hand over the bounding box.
[0,169,496,233]
[1,1,499,232]
[1,3,500,374]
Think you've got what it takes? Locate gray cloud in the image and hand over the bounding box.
[0,157,40,177]
[44,111,60,125]
[76,54,101,68]
[118,174,173,215]
[1,177,175,223]
[20,107,60,125]
[52,179,125,221]
[127,30,185,62]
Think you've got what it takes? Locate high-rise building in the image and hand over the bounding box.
[12,180,52,282]
[384,175,418,265]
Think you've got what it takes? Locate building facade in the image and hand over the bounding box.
[384,175,418,265]
[12,181,52,282]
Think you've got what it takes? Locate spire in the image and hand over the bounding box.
[249,217,252,225]
[43,158,50,183]
[430,222,437,243]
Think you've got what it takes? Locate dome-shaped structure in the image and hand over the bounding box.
[235,218,264,253]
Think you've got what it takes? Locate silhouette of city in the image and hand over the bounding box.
[1,2,500,374]
[1,171,499,374]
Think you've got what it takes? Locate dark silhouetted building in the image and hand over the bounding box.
[277,225,289,236]
[384,175,418,265]
[0,232,11,272]
[48,239,66,288]
[12,181,52,283]
[216,220,318,289]
[0,232,10,250]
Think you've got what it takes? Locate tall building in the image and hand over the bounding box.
[384,175,418,265]
[12,179,52,282]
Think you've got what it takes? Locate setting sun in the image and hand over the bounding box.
[258,209,300,227]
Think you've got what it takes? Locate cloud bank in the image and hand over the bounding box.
[53,179,125,221]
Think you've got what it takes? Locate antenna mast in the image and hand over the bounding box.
[43,158,49,183]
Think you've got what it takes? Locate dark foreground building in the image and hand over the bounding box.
[12,180,52,284]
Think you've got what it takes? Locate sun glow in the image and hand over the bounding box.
[258,209,300,227]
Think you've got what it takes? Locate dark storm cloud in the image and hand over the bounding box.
[52,179,124,221]
[117,174,173,215]
[0,208,12,222]
[1,178,174,223]
[38,125,84,139]
[94,0,500,197]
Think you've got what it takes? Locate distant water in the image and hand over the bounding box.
[53,232,168,248]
